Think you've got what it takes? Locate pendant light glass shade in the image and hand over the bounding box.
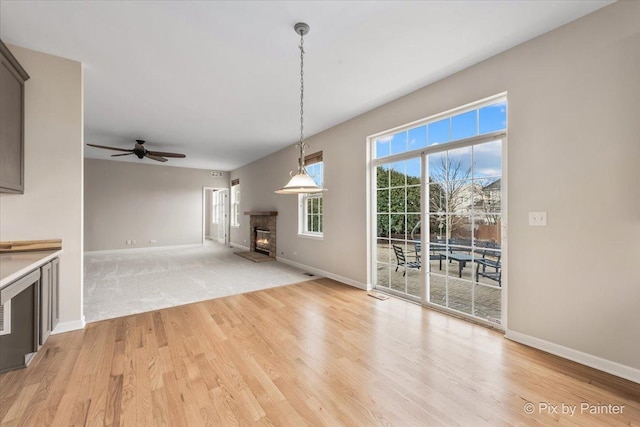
[275,171,325,194]
[275,22,326,195]
[275,142,327,194]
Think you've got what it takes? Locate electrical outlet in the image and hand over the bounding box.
[149,239,157,244]
[529,212,547,226]
[125,240,131,245]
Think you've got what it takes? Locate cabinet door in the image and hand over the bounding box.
[0,270,38,373]
[0,55,25,193]
[39,263,51,346]
[51,258,59,330]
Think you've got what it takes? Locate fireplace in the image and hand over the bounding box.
[245,211,278,259]
[254,228,271,256]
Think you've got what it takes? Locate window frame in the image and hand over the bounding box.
[230,180,240,228]
[298,154,324,239]
[368,93,508,330]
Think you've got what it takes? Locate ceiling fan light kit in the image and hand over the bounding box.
[87,139,186,163]
[275,22,326,195]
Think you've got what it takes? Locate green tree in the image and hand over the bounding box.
[376,155,476,242]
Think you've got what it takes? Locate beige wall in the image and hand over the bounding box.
[84,159,228,251]
[231,2,640,375]
[0,45,84,330]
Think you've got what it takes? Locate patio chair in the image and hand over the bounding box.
[393,244,420,276]
[415,241,444,270]
[475,251,502,286]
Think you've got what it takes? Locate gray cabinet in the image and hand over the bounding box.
[0,257,59,372]
[0,270,39,373]
[39,263,51,346]
[0,40,30,194]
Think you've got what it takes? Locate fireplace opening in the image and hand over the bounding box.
[255,228,271,255]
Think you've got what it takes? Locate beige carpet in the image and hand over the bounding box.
[84,241,311,322]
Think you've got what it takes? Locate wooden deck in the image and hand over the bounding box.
[1,278,638,426]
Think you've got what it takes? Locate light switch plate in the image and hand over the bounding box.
[529,212,547,226]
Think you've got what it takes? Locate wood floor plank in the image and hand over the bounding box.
[1,279,638,426]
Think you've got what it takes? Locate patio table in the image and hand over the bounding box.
[447,252,474,278]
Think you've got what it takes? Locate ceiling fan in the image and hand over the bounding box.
[87,140,186,163]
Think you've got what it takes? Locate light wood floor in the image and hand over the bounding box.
[1,279,638,426]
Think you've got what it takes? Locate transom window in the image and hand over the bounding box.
[374,100,506,159]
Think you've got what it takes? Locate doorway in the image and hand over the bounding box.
[203,187,229,245]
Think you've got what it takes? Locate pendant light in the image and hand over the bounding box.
[275,23,327,195]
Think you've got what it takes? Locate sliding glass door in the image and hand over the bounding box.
[372,97,506,326]
[425,140,502,324]
[375,157,422,299]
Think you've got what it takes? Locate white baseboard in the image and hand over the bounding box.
[277,257,370,290]
[52,316,86,334]
[505,329,640,384]
[229,243,250,251]
[85,243,202,255]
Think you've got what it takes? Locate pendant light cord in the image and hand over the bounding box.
[299,30,305,145]
[296,28,307,172]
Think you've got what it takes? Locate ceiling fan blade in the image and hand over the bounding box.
[145,154,168,162]
[111,153,134,157]
[146,150,186,158]
[87,143,133,153]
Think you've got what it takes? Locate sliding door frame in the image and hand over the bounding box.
[367,115,508,330]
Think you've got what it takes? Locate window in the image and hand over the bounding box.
[298,153,323,238]
[371,96,506,327]
[231,179,240,227]
[374,99,506,159]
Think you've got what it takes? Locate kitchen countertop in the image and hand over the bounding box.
[0,250,62,289]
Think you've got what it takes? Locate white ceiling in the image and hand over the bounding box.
[1,1,611,171]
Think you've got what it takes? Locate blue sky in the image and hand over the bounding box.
[377,101,505,180]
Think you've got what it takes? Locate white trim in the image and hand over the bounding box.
[84,244,202,255]
[500,132,509,330]
[52,316,86,334]
[277,257,370,291]
[505,329,640,384]
[297,233,323,241]
[230,243,250,251]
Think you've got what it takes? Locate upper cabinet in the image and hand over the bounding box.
[0,40,30,194]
